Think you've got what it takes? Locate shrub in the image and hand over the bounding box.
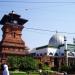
[60,65,71,72]
[51,67,58,71]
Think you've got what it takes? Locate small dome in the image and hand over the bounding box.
[49,33,64,47]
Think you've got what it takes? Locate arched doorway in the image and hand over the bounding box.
[54,57,59,67]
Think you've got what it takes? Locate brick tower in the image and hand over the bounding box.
[0,11,28,63]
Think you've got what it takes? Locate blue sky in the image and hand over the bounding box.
[0,0,75,49]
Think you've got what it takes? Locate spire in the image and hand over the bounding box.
[64,36,67,50]
[64,36,68,66]
[73,37,75,44]
[56,30,58,34]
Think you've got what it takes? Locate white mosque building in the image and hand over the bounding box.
[30,33,75,67]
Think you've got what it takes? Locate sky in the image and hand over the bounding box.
[0,0,75,49]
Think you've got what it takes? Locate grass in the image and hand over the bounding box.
[12,73,26,75]
[10,71,26,75]
[11,71,54,75]
[10,71,40,75]
[12,73,39,75]
[10,69,53,75]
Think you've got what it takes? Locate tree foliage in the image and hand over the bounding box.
[7,56,38,71]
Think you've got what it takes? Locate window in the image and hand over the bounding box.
[55,53,58,56]
[61,53,64,56]
[13,32,16,38]
[37,54,39,56]
[68,52,74,56]
[31,53,36,56]
[40,53,42,56]
[44,53,47,55]
[49,52,53,55]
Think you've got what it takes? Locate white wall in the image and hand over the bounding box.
[47,47,57,56]
[30,47,48,56]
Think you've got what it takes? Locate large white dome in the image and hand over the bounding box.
[49,33,65,47]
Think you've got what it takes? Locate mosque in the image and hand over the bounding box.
[0,12,75,68]
[30,33,75,67]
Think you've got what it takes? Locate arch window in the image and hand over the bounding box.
[37,54,39,56]
[44,53,47,55]
[68,52,74,56]
[61,53,64,56]
[40,53,42,56]
[49,52,53,55]
[55,53,58,56]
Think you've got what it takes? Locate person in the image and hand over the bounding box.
[2,64,9,75]
[64,72,67,75]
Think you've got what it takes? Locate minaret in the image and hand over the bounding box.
[0,11,28,63]
[64,36,68,66]
[73,38,75,44]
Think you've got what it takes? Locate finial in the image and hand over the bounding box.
[11,11,15,14]
[55,30,58,34]
[56,30,58,33]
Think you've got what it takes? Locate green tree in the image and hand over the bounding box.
[19,56,38,71]
[7,56,19,70]
[7,56,38,71]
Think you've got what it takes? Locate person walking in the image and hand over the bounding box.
[2,64,9,75]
